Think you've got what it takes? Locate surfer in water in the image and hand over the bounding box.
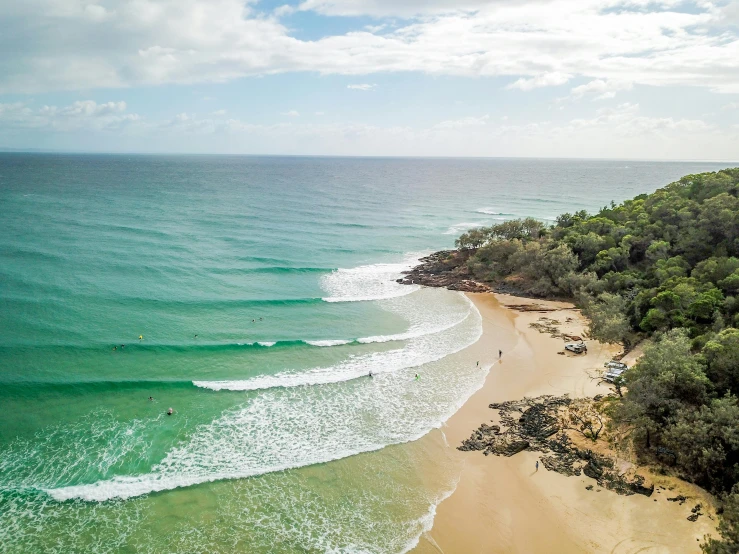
[415,373,420,381]
[368,370,374,378]
[167,408,173,415]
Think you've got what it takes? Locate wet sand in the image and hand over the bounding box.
[413,292,716,554]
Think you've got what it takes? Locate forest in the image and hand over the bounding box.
[455,169,739,552]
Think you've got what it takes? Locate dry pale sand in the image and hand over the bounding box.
[412,292,716,554]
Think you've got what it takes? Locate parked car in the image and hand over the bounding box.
[603,369,627,383]
[603,361,628,383]
[564,341,587,354]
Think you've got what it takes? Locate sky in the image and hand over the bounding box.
[1,0,739,159]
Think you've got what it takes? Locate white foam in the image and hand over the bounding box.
[45,290,488,503]
[400,478,460,554]
[476,207,502,215]
[357,309,470,344]
[443,222,484,235]
[320,254,422,303]
[48,361,490,503]
[194,291,474,392]
[304,339,353,347]
[257,341,276,347]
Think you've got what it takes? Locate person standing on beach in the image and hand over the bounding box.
[476,361,479,366]
[536,460,539,471]
[499,349,502,358]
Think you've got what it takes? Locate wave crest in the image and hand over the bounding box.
[320,256,422,303]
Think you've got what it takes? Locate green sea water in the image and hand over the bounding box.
[0,154,733,553]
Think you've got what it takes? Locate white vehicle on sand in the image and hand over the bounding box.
[564,341,587,354]
[603,360,628,383]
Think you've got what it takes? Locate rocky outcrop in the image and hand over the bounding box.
[459,395,654,497]
[396,251,490,293]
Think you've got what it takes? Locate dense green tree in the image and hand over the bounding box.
[664,396,739,491]
[616,330,709,448]
[704,329,739,396]
[582,292,632,345]
[455,227,489,250]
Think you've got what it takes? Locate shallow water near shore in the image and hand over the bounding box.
[0,155,732,552]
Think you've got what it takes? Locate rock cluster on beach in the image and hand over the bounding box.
[396,251,490,293]
[459,395,654,497]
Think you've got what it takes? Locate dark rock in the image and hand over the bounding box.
[487,440,530,457]
[583,460,604,480]
[586,485,593,490]
[461,394,653,498]
[687,514,700,522]
[397,251,491,292]
[667,495,687,505]
[542,454,581,476]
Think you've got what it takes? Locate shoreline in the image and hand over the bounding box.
[413,292,716,553]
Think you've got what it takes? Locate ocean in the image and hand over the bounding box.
[0,154,733,553]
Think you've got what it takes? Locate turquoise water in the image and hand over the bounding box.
[0,154,734,552]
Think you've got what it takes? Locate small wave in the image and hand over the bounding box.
[322,290,417,303]
[401,479,459,554]
[443,222,484,235]
[357,311,470,344]
[44,359,490,503]
[320,255,423,303]
[35,289,486,504]
[256,342,276,347]
[241,266,333,274]
[303,339,353,347]
[194,296,476,392]
[476,207,504,215]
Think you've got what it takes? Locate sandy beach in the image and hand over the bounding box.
[413,292,716,554]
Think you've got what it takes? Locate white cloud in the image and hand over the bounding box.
[364,24,386,33]
[315,111,325,115]
[570,79,633,100]
[347,83,376,90]
[1,0,739,94]
[433,114,489,129]
[298,0,494,17]
[723,102,739,110]
[274,4,295,16]
[211,109,227,115]
[566,103,715,136]
[281,110,300,116]
[507,72,572,91]
[3,100,737,159]
[170,105,737,159]
[0,100,140,131]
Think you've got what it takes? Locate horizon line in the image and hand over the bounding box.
[1,149,738,164]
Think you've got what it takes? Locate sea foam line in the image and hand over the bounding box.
[45,360,492,503]
[193,303,474,392]
[303,339,353,347]
[400,477,460,554]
